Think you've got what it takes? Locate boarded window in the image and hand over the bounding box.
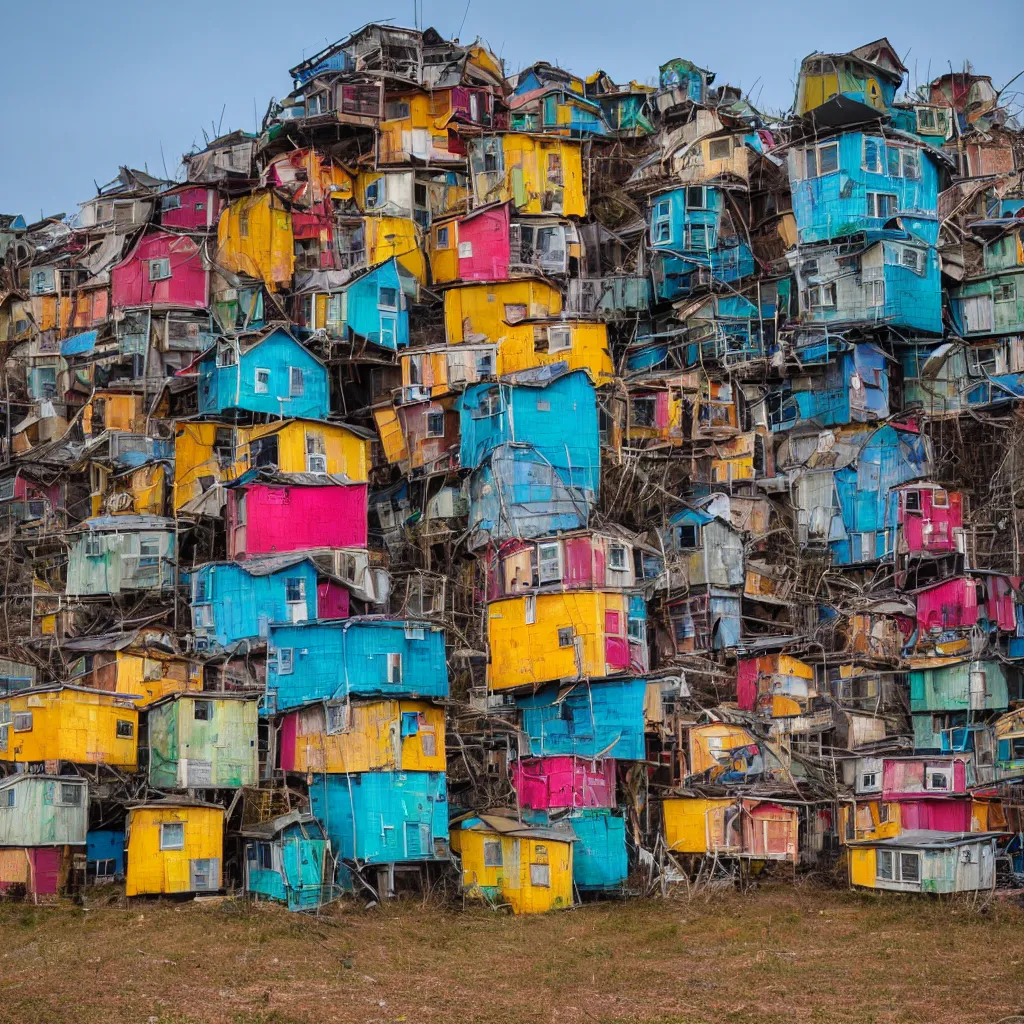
[530,862,551,887]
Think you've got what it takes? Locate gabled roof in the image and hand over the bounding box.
[453,808,578,843]
[240,811,324,839]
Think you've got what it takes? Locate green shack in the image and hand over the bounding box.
[146,693,259,789]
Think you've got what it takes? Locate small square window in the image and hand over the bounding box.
[59,784,81,806]
[160,822,185,851]
[116,719,134,739]
[876,849,893,880]
[277,648,294,675]
[900,852,920,882]
[932,490,949,508]
[147,258,171,282]
[708,137,731,161]
[530,862,550,887]
[13,712,32,733]
[379,287,398,311]
[686,186,706,210]
[216,344,237,368]
[193,700,212,722]
[254,368,270,394]
[818,143,839,174]
[861,772,877,789]
[558,626,575,647]
[904,490,921,512]
[483,840,503,867]
[425,410,445,438]
[994,283,1016,303]
[608,544,628,571]
[84,534,103,557]
[537,542,562,583]
[285,578,305,603]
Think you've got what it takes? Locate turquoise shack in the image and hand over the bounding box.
[241,811,333,911]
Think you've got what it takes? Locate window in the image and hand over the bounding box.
[608,544,628,571]
[436,226,449,248]
[537,542,562,583]
[116,719,134,739]
[904,490,921,512]
[868,279,885,307]
[190,858,218,891]
[325,702,350,735]
[530,862,550,887]
[863,138,883,173]
[925,768,950,791]
[147,258,171,282]
[254,368,270,394]
[899,852,920,882]
[547,152,563,185]
[803,258,819,277]
[387,652,403,684]
[627,613,645,641]
[808,283,837,309]
[548,326,571,353]
[994,282,1016,303]
[216,343,237,367]
[818,143,839,175]
[504,303,527,324]
[708,138,732,161]
[652,199,671,244]
[305,432,327,474]
[558,626,575,647]
[13,712,32,732]
[84,534,103,557]
[1,789,13,808]
[58,784,82,806]
[160,195,182,212]
[139,536,160,569]
[425,410,445,438]
[193,700,212,722]
[525,595,536,625]
[932,490,949,507]
[364,178,384,209]
[902,150,921,181]
[378,287,398,311]
[686,186,707,210]
[477,389,502,418]
[475,351,494,376]
[901,247,925,274]
[876,849,894,880]
[285,578,306,603]
[385,100,410,120]
[289,367,304,396]
[687,225,710,252]
[277,648,294,675]
[917,108,937,132]
[861,772,877,789]
[632,397,656,428]
[867,193,898,219]
[256,842,273,870]
[483,840,503,867]
[160,822,185,851]
[677,524,699,548]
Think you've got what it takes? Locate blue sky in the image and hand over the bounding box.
[3,0,1021,218]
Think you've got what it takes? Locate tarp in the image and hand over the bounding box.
[60,330,98,356]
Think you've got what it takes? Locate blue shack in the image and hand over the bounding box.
[189,554,322,649]
[241,811,333,911]
[309,771,449,867]
[86,829,125,883]
[768,340,892,432]
[516,678,648,760]
[196,327,329,419]
[830,423,932,565]
[787,131,946,247]
[265,618,449,713]
[674,292,782,369]
[459,367,600,490]
[794,230,942,335]
[648,185,755,303]
[465,445,596,551]
[525,808,627,893]
[301,258,415,352]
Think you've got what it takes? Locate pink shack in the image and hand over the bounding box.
[895,483,964,557]
[457,203,511,281]
[512,757,617,810]
[226,475,368,560]
[881,756,971,800]
[111,229,208,310]
[159,186,221,232]
[914,577,979,635]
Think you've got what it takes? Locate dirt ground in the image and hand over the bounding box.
[0,884,1021,1024]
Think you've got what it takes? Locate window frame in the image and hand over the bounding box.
[289,366,305,396]
[537,542,563,584]
[116,719,134,739]
[160,821,186,851]
[254,367,271,394]
[147,258,172,282]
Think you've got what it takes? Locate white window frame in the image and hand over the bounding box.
[537,542,563,583]
[483,839,503,867]
[867,192,898,219]
[13,712,33,732]
[289,366,305,396]
[277,648,294,675]
[254,368,271,394]
[607,543,628,572]
[285,577,306,604]
[387,652,403,684]
[524,595,537,625]
[424,410,445,438]
[994,281,1016,304]
[160,822,185,852]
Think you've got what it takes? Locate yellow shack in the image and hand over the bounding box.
[278,699,446,774]
[663,796,741,855]
[0,686,139,767]
[452,811,574,914]
[125,801,225,897]
[216,192,295,289]
[444,278,562,345]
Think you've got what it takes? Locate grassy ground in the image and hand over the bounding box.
[0,884,1021,1024]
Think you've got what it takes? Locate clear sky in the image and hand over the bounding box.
[3,0,1021,219]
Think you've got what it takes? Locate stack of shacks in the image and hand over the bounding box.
[0,24,1022,910]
